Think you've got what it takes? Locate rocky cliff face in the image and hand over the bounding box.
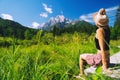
[41,15,71,28]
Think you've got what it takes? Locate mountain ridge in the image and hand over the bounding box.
[40,15,71,29]
[0,16,96,39]
[0,17,38,39]
[40,15,95,32]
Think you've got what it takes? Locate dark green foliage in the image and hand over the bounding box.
[0,17,98,40]
[51,20,96,35]
[114,5,120,27]
[0,39,11,47]
[24,29,32,40]
[52,25,62,36]
[111,25,120,40]
[0,18,38,39]
[111,5,120,40]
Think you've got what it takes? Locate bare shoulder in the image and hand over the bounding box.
[96,28,105,38]
[96,28,104,34]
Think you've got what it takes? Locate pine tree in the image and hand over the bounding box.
[24,29,32,40]
[112,5,120,39]
[114,5,120,26]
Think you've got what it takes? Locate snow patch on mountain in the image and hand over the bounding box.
[40,15,71,28]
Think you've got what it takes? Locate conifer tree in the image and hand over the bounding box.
[114,5,120,26]
[111,5,120,39]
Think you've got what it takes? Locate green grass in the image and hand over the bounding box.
[110,40,120,55]
[0,35,120,80]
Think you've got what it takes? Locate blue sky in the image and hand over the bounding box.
[0,0,120,28]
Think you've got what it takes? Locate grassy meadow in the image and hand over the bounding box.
[0,32,120,80]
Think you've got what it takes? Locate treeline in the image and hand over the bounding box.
[51,21,96,36]
[0,18,96,40]
[111,25,120,40]
[0,18,38,39]
[0,17,119,41]
[110,5,120,40]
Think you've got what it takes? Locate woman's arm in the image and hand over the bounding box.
[97,28,108,70]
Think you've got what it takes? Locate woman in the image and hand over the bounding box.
[78,8,111,76]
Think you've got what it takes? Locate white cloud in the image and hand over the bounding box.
[106,6,118,17]
[40,12,48,18]
[40,3,53,18]
[32,22,40,29]
[79,13,94,23]
[1,13,13,20]
[79,5,118,25]
[42,3,53,14]
[106,6,118,26]
[106,6,118,12]
[31,22,45,29]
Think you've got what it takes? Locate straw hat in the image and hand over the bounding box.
[93,8,109,26]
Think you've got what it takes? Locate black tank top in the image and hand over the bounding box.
[95,27,110,50]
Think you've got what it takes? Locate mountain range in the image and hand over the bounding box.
[0,15,96,39]
[39,15,71,29]
[39,15,94,31]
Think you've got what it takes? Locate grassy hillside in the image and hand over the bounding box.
[0,33,120,80]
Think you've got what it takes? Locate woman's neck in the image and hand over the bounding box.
[97,25,108,29]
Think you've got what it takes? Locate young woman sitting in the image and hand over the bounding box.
[78,8,112,76]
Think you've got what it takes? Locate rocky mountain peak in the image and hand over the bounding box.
[42,15,71,28]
